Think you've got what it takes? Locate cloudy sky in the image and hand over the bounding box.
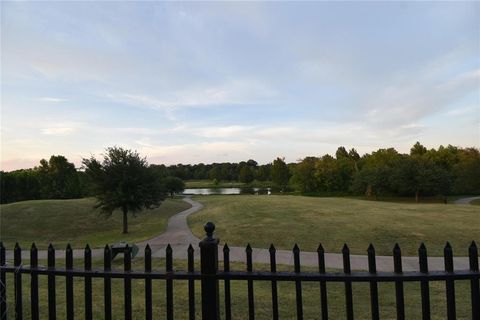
[1,1,479,171]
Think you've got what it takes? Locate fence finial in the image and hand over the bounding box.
[204,222,215,239]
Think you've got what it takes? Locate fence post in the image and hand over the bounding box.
[200,222,220,320]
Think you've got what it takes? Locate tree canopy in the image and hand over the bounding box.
[82,147,165,234]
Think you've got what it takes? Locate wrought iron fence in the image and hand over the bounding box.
[0,222,479,320]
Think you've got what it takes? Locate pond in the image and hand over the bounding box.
[182,187,272,195]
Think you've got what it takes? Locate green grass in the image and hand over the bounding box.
[0,198,191,249]
[3,257,474,319]
[470,199,480,205]
[188,195,479,256]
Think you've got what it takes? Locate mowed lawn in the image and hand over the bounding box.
[0,198,191,249]
[188,195,480,256]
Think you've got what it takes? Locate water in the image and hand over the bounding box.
[182,187,271,195]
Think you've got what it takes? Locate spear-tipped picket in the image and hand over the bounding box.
[223,243,232,320]
[342,243,353,320]
[444,242,456,319]
[30,243,39,320]
[84,244,92,320]
[124,245,132,320]
[367,244,376,274]
[367,244,379,320]
[342,243,351,274]
[223,244,230,272]
[393,243,402,273]
[145,244,152,320]
[14,243,23,319]
[246,244,253,272]
[103,244,112,320]
[269,244,278,320]
[187,244,195,320]
[469,241,479,320]
[47,244,56,319]
[418,243,430,320]
[444,242,454,272]
[293,244,303,319]
[317,243,328,320]
[246,244,254,320]
[166,244,173,320]
[293,244,301,273]
[145,244,152,272]
[66,244,74,320]
[393,243,405,320]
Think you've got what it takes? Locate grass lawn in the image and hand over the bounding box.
[0,198,191,249]
[470,199,480,205]
[3,257,474,319]
[188,195,479,256]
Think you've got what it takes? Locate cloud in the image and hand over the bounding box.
[37,97,67,103]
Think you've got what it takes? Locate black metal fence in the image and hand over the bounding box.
[1,222,479,320]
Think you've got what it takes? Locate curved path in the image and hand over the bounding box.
[453,196,480,205]
[6,197,476,271]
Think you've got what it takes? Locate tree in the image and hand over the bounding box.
[271,157,291,191]
[238,165,254,183]
[82,147,165,234]
[292,157,318,193]
[163,176,185,198]
[36,155,81,199]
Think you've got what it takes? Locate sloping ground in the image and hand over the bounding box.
[0,197,191,249]
[188,195,479,256]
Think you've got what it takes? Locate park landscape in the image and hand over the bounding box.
[2,1,480,319]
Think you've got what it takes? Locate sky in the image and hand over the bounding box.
[1,1,479,171]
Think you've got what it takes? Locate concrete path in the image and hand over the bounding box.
[5,197,477,272]
[453,196,480,205]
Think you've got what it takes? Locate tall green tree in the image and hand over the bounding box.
[271,157,291,191]
[292,157,318,193]
[36,155,81,199]
[82,147,165,234]
[163,176,185,198]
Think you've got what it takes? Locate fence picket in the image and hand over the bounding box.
[317,244,328,320]
[444,242,456,320]
[223,244,232,320]
[124,245,132,320]
[293,244,303,320]
[65,244,74,320]
[246,244,255,320]
[166,244,173,320]
[30,244,39,320]
[419,243,431,320]
[84,245,92,320]
[48,244,56,320]
[342,244,353,320]
[269,244,279,320]
[393,243,404,320]
[468,241,479,320]
[103,245,112,320]
[14,243,22,320]
[145,244,152,320]
[188,244,195,320]
[367,244,379,320]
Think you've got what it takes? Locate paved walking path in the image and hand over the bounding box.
[453,196,480,205]
[6,197,477,272]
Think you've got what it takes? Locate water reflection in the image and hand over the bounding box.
[182,187,271,195]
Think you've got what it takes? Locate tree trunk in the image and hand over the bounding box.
[415,190,419,203]
[122,207,128,234]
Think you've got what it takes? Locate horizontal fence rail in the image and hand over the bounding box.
[0,222,479,320]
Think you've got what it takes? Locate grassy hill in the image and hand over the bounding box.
[188,195,479,256]
[0,197,191,249]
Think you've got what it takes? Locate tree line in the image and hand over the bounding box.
[1,142,479,204]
